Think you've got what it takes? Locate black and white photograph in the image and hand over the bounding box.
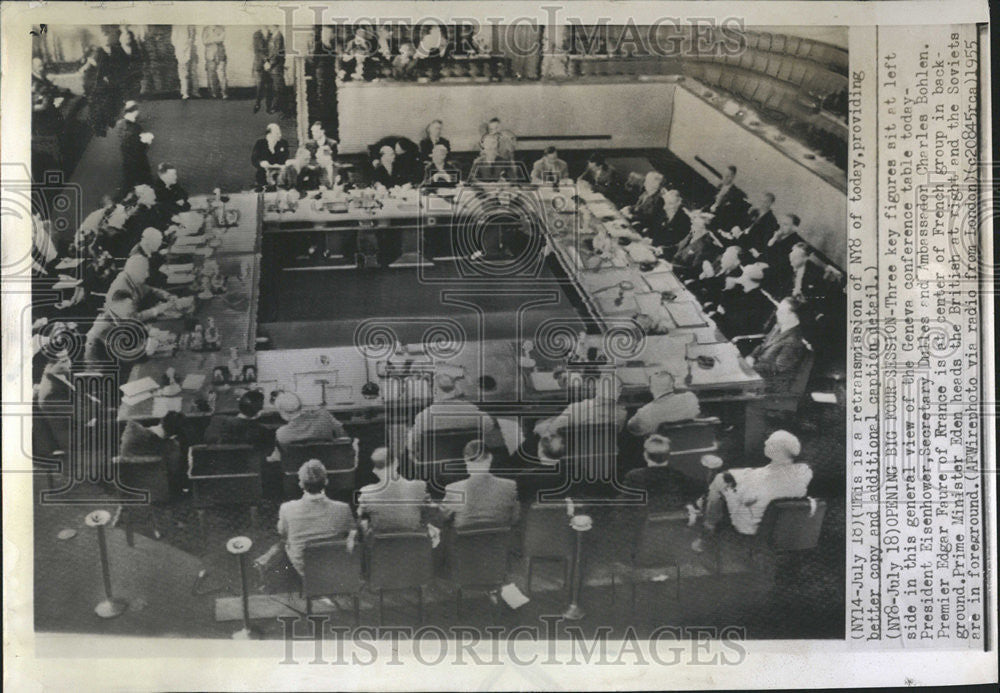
[3,2,995,690]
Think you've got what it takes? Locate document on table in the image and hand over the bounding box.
[686,342,757,385]
[121,376,159,397]
[152,396,184,418]
[665,301,708,328]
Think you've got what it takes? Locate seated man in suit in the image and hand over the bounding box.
[623,434,704,512]
[307,120,337,159]
[419,119,450,161]
[621,171,665,234]
[577,153,625,207]
[692,430,812,549]
[626,371,701,437]
[152,162,190,219]
[357,447,430,533]
[756,212,804,269]
[530,146,570,184]
[129,227,167,285]
[440,440,520,529]
[706,165,746,231]
[721,191,778,253]
[407,373,504,454]
[649,188,691,255]
[747,296,810,395]
[203,389,273,451]
[534,374,627,437]
[84,289,169,366]
[766,242,829,305]
[686,244,751,307]
[470,133,516,182]
[104,254,178,313]
[371,144,412,189]
[422,143,460,188]
[670,213,724,280]
[254,460,357,584]
[271,391,346,459]
[709,263,776,343]
[120,410,186,496]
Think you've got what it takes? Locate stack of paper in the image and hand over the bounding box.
[55,257,84,270]
[120,376,159,406]
[642,271,684,294]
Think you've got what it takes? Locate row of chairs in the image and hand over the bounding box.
[742,30,849,75]
[302,496,828,624]
[692,47,847,96]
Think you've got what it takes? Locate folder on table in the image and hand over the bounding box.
[181,373,206,391]
[665,301,708,328]
[121,376,158,397]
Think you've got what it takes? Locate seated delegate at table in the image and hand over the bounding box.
[621,171,666,235]
[766,242,828,304]
[422,143,460,188]
[649,188,691,254]
[708,263,775,343]
[251,123,290,189]
[577,153,626,207]
[705,165,746,232]
[357,447,430,534]
[419,119,451,161]
[307,120,337,158]
[756,212,804,270]
[530,146,569,184]
[440,440,520,529]
[622,434,703,512]
[407,373,504,453]
[129,227,166,283]
[104,255,177,313]
[254,460,357,586]
[279,145,328,193]
[625,371,701,437]
[686,244,751,307]
[692,430,812,550]
[152,162,190,219]
[470,133,515,182]
[371,145,412,189]
[722,191,778,253]
[534,375,627,437]
[670,216,724,280]
[202,389,273,451]
[84,290,169,366]
[120,410,187,495]
[271,391,346,453]
[746,296,810,394]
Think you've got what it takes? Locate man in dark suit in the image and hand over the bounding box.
[371,145,411,188]
[622,171,666,234]
[119,410,186,495]
[203,389,272,450]
[251,26,271,113]
[266,26,286,114]
[727,192,778,253]
[709,263,777,343]
[758,213,806,288]
[687,244,750,307]
[152,162,190,219]
[577,153,626,207]
[623,434,703,512]
[748,297,810,394]
[419,119,451,161]
[768,242,829,303]
[251,123,290,189]
[441,440,520,529]
[650,188,691,255]
[671,217,724,280]
[117,101,152,197]
[312,28,339,135]
[706,165,747,231]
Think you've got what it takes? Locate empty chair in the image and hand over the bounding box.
[718,70,735,92]
[756,32,772,53]
[739,49,755,71]
[770,34,786,54]
[279,438,358,498]
[115,454,172,544]
[765,55,783,79]
[752,51,770,74]
[784,35,802,57]
[655,416,721,482]
[448,525,511,619]
[408,427,480,495]
[523,503,576,594]
[301,540,364,622]
[368,531,435,625]
[188,444,264,545]
[715,497,828,573]
[776,58,795,83]
[612,511,691,611]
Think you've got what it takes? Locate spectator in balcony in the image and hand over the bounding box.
[621,171,666,235]
[626,371,701,437]
[419,119,451,161]
[173,25,199,99]
[117,100,153,197]
[202,25,228,99]
[577,153,625,206]
[112,29,145,102]
[530,146,570,184]
[339,25,376,81]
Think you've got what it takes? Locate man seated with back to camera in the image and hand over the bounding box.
[105,254,179,314]
[120,410,188,496]
[357,447,431,534]
[707,263,776,346]
[621,434,705,513]
[254,459,358,591]
[270,391,346,457]
[625,371,701,438]
[533,374,627,439]
[407,372,506,459]
[439,440,520,529]
[691,430,812,552]
[203,389,273,451]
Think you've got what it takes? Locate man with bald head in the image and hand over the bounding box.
[104,254,177,312]
[693,430,812,547]
[621,171,666,234]
[129,227,166,283]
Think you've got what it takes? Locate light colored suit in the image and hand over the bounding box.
[530,156,569,183]
[277,493,355,574]
[443,474,520,528]
[626,391,701,436]
[357,477,429,533]
[276,409,346,447]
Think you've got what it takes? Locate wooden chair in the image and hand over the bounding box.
[278,438,358,498]
[368,531,435,625]
[188,444,263,546]
[448,525,511,620]
[115,453,172,544]
[523,503,576,594]
[301,540,364,623]
[611,511,690,612]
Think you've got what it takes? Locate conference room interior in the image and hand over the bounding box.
[29,22,849,639]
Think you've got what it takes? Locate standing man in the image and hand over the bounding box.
[266,25,287,115]
[202,25,228,99]
[252,26,271,114]
[312,26,339,137]
[173,25,199,99]
[117,101,153,197]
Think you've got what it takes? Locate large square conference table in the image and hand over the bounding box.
[120,184,763,446]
